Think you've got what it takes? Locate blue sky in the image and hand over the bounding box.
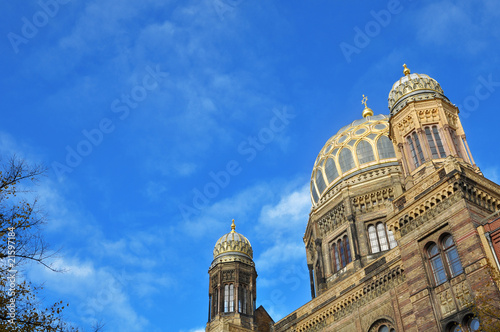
[1,0,500,331]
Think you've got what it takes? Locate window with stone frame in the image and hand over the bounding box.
[367,222,397,254]
[449,129,463,158]
[424,125,447,159]
[223,283,235,312]
[406,131,425,168]
[330,233,352,273]
[238,285,249,314]
[426,233,463,286]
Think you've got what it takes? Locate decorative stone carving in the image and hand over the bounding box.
[438,289,455,317]
[352,187,395,214]
[317,202,346,236]
[454,281,473,310]
[222,269,235,281]
[418,108,439,123]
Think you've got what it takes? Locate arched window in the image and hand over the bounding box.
[368,225,380,253]
[368,319,396,332]
[356,140,375,164]
[311,183,319,203]
[213,289,218,315]
[377,223,389,251]
[428,243,447,285]
[338,148,355,173]
[407,131,425,167]
[325,158,339,183]
[427,235,464,286]
[443,235,463,277]
[239,285,248,314]
[224,284,229,312]
[229,284,234,312]
[331,234,352,272]
[377,135,396,159]
[344,235,352,263]
[332,243,341,272]
[315,170,327,194]
[339,238,346,266]
[224,284,234,312]
[368,223,397,254]
[425,125,446,159]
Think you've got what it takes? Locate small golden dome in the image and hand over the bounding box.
[213,220,253,259]
[388,66,448,115]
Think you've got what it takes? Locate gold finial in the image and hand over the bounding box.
[403,63,411,76]
[231,219,236,233]
[361,94,374,118]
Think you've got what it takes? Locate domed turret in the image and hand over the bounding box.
[213,219,253,261]
[207,220,258,327]
[310,100,398,206]
[388,64,449,115]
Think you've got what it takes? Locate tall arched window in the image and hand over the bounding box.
[407,131,425,167]
[425,125,446,159]
[239,285,248,314]
[443,235,463,277]
[229,284,234,312]
[377,223,389,251]
[224,284,234,312]
[427,243,447,285]
[332,243,341,272]
[377,135,396,159]
[344,235,352,263]
[368,223,397,254]
[325,158,339,183]
[331,234,352,272]
[368,225,380,253]
[213,289,218,315]
[356,140,375,164]
[315,170,327,194]
[427,234,463,286]
[338,148,355,173]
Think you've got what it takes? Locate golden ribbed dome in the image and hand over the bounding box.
[388,64,448,115]
[310,114,398,206]
[213,220,253,259]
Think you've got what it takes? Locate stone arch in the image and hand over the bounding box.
[367,318,396,332]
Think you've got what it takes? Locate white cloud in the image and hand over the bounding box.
[28,256,150,331]
[255,240,304,271]
[258,183,310,231]
[254,182,310,271]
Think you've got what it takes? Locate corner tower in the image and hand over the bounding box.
[207,220,259,332]
[388,64,478,187]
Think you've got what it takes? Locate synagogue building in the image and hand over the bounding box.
[205,65,500,332]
